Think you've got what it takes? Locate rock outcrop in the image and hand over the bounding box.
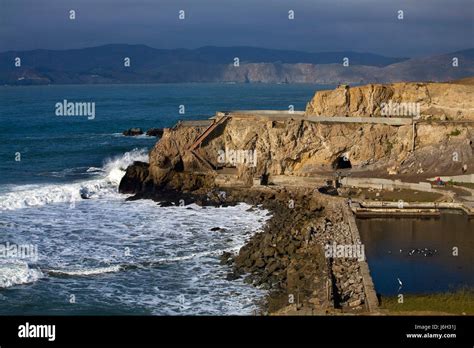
[146,128,164,137]
[118,79,474,314]
[120,80,474,195]
[123,128,144,136]
[305,82,474,120]
[119,161,151,194]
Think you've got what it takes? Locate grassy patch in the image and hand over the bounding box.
[452,182,474,190]
[448,129,461,137]
[381,288,474,315]
[344,188,443,202]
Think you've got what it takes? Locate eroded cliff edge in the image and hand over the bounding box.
[122,80,473,194]
[119,79,474,314]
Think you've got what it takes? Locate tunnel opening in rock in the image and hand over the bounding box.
[333,156,352,169]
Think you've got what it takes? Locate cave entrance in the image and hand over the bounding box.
[333,156,352,170]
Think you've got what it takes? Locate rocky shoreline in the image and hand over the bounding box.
[117,80,473,314]
[225,187,369,314]
[122,172,371,315]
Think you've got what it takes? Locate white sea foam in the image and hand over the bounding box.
[0,260,43,288]
[47,265,122,276]
[86,167,102,172]
[46,244,249,278]
[0,148,148,211]
[0,147,271,314]
[112,133,152,139]
[0,197,271,313]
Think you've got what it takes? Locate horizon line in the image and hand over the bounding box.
[3,43,473,59]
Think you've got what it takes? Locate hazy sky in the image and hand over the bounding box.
[1,0,473,57]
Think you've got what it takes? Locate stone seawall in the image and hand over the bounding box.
[342,204,379,312]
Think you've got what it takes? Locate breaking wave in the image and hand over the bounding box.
[0,148,148,211]
[0,260,43,288]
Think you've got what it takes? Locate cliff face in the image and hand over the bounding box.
[305,82,474,121]
[151,122,471,181]
[121,80,474,193]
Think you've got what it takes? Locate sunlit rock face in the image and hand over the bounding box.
[124,81,474,193]
[305,81,474,121]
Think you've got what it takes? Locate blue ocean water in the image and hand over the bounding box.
[0,83,325,314]
[0,83,324,186]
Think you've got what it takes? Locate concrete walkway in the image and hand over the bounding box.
[215,110,474,126]
[217,110,412,126]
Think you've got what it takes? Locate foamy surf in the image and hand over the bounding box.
[0,144,271,314]
[112,133,153,139]
[0,261,43,288]
[47,265,122,277]
[0,198,270,314]
[0,148,148,211]
[45,245,251,278]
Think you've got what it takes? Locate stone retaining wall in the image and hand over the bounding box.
[342,205,379,312]
[341,177,432,192]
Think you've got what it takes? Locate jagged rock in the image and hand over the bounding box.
[305,82,474,121]
[349,299,362,307]
[118,161,150,194]
[116,81,473,315]
[266,261,279,273]
[146,128,164,137]
[255,258,265,268]
[226,272,239,281]
[219,251,233,265]
[122,127,143,136]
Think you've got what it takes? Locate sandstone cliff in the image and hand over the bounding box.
[121,80,474,193]
[305,81,474,121]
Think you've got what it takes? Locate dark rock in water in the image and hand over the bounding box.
[220,251,233,265]
[122,128,143,136]
[79,187,92,199]
[118,161,150,194]
[226,272,239,281]
[146,128,164,137]
[158,201,174,207]
[210,227,225,232]
[244,275,254,284]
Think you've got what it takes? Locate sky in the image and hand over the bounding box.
[0,0,473,57]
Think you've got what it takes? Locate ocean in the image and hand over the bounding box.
[0,83,325,314]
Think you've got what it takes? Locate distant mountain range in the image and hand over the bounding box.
[0,44,473,85]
